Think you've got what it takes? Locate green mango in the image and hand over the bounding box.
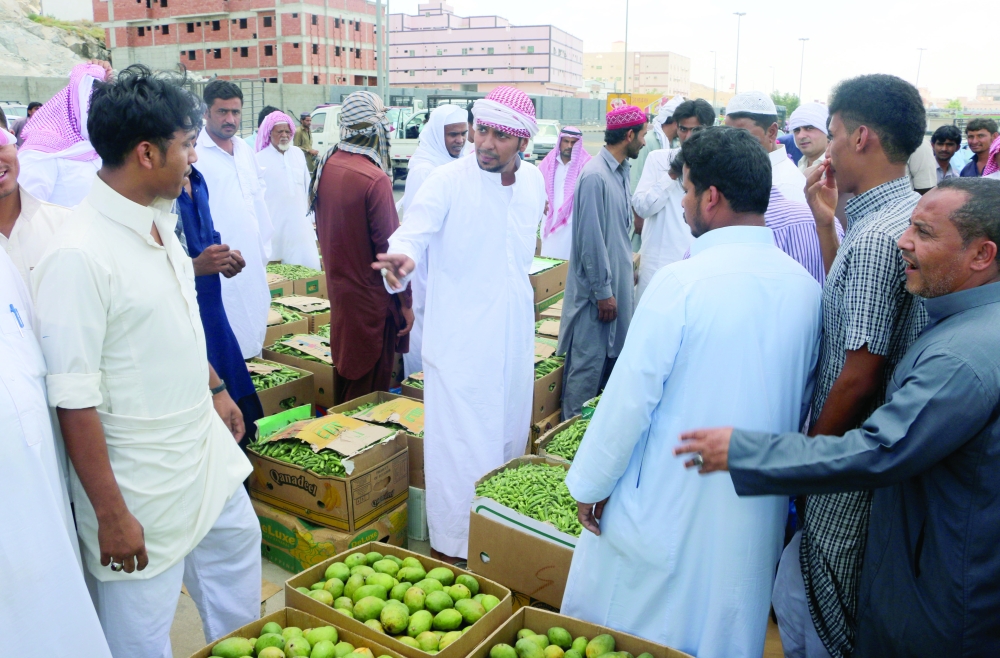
[439,630,464,650]
[334,596,354,611]
[352,584,388,603]
[335,608,355,619]
[296,587,311,595]
[397,566,427,584]
[544,646,565,658]
[258,647,285,658]
[325,562,351,582]
[305,627,339,646]
[311,581,327,591]
[386,555,404,568]
[365,572,396,592]
[454,598,486,625]
[210,637,254,658]
[334,642,355,658]
[635,653,653,658]
[308,589,334,606]
[366,551,384,566]
[547,628,572,650]
[426,567,455,586]
[584,635,615,658]
[312,640,338,658]
[564,651,584,658]
[525,634,549,650]
[352,648,375,658]
[401,556,424,570]
[390,582,413,601]
[517,629,537,640]
[285,636,312,657]
[491,643,518,658]
[282,627,304,640]
[417,631,440,652]
[481,595,501,612]
[344,553,368,569]
[432,609,463,632]
[255,633,285,652]
[365,619,385,634]
[571,638,588,654]
[324,578,345,599]
[353,596,387,622]
[398,636,421,649]
[415,578,444,594]
[380,601,410,634]
[425,590,454,614]
[407,610,434,637]
[351,565,376,580]
[403,587,426,614]
[455,574,480,596]
[473,593,485,603]
[373,559,400,577]
[515,638,545,658]
[446,584,471,601]
[344,574,367,599]
[261,622,283,636]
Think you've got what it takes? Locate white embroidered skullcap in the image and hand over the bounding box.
[726,91,777,116]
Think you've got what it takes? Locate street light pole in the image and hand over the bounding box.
[710,50,717,109]
[733,12,746,94]
[915,47,927,89]
[623,0,630,94]
[798,37,808,100]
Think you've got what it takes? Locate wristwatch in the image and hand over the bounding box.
[210,381,227,396]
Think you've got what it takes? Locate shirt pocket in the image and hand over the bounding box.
[0,305,26,337]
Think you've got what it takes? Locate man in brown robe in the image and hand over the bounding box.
[313,92,412,402]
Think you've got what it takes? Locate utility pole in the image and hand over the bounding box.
[375,0,383,93]
[710,50,717,109]
[623,0,630,94]
[915,47,927,89]
[733,12,746,94]
[798,37,808,100]
[383,0,390,101]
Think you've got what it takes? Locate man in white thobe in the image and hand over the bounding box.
[561,127,822,658]
[399,103,468,378]
[376,86,546,560]
[538,126,591,260]
[32,68,260,658]
[0,126,112,657]
[196,79,273,358]
[256,110,321,270]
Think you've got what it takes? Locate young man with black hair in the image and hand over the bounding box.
[560,126,822,658]
[31,65,261,657]
[785,73,929,658]
[195,79,273,360]
[242,104,279,149]
[671,98,716,142]
[11,101,41,147]
[960,118,999,177]
[557,104,645,420]
[931,124,963,181]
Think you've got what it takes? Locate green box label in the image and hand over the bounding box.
[306,280,319,294]
[270,287,284,298]
[259,518,298,550]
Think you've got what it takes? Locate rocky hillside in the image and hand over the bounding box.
[1,0,109,77]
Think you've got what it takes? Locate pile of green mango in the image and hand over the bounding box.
[296,551,500,653]
[489,628,651,658]
[210,621,390,658]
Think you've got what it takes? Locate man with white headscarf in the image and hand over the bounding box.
[538,126,591,260]
[630,95,683,194]
[376,86,546,561]
[789,102,830,174]
[18,61,112,207]
[256,110,320,270]
[399,103,468,378]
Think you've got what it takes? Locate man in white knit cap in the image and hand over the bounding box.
[789,102,830,174]
[726,91,807,204]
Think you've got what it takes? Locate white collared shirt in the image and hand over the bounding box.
[0,185,72,286]
[937,162,961,181]
[31,176,250,580]
[769,144,808,205]
[17,149,101,208]
[195,128,273,358]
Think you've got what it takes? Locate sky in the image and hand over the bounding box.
[390,0,992,101]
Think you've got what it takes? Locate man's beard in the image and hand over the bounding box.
[276,141,290,152]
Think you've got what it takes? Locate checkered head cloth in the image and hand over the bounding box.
[472,86,538,139]
[0,128,15,146]
[606,104,647,130]
[19,62,107,161]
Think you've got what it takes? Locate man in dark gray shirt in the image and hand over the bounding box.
[678,177,1000,656]
[558,104,646,419]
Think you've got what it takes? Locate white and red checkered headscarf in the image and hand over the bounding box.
[20,62,108,161]
[538,127,591,239]
[255,110,296,152]
[0,127,16,147]
[473,86,538,139]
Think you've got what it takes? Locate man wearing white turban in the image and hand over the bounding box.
[788,102,830,174]
[399,104,468,378]
[376,86,546,561]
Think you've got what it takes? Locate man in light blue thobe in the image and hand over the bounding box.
[561,127,823,658]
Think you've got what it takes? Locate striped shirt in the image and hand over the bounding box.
[765,187,843,284]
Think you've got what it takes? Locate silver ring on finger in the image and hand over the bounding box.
[691,453,705,469]
[110,559,124,572]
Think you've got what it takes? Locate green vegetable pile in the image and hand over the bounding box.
[266,263,323,280]
[269,333,329,363]
[299,552,499,653]
[271,305,303,323]
[544,419,589,461]
[249,364,305,391]
[402,377,424,390]
[209,619,391,658]
[534,356,564,380]
[249,439,347,477]
[343,402,377,417]
[489,627,648,658]
[475,464,582,536]
[315,323,331,338]
[272,300,328,316]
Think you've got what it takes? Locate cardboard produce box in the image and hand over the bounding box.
[285,542,514,658]
[529,409,562,454]
[248,406,409,531]
[534,415,583,463]
[534,291,564,322]
[262,334,336,408]
[273,295,332,334]
[331,392,425,490]
[187,607,406,658]
[248,358,315,417]
[539,298,562,321]
[532,341,563,424]
[536,319,560,340]
[264,311,310,348]
[254,496,407,573]
[390,352,406,387]
[267,272,292,299]
[400,371,424,401]
[466,607,693,658]
[468,456,577,607]
[293,272,328,298]
[529,257,568,303]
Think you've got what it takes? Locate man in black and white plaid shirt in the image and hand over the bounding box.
[771,74,929,658]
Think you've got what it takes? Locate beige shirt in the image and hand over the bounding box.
[31,176,250,580]
[0,186,71,286]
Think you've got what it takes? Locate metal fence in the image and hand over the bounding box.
[183,78,265,138]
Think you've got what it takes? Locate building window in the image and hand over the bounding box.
[436,49,442,55]
[161,24,169,34]
[527,67,534,74]
[186,22,194,32]
[264,45,273,56]
[137,26,145,36]
[355,20,360,31]
[462,48,467,55]
[239,18,247,29]
[240,46,248,57]
[409,50,414,56]
[335,45,341,56]
[187,50,195,60]
[355,48,361,57]
[161,0,167,6]
[313,75,319,84]
[292,13,298,18]
[527,45,534,53]
[487,47,494,54]
[269,77,277,83]
[487,68,494,74]
[335,18,340,28]
[263,16,272,27]
[437,69,442,76]
[409,70,415,77]
[293,42,299,48]
[213,49,221,59]
[311,14,317,25]
[461,69,466,75]
[211,20,220,31]
[311,43,318,54]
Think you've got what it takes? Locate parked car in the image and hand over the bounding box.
[532,120,561,160]
[0,101,28,121]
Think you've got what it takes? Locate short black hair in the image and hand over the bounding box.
[605,122,646,146]
[726,112,778,132]
[681,126,771,214]
[88,65,203,168]
[203,79,243,108]
[257,106,279,127]
[0,106,7,130]
[467,108,474,123]
[966,118,998,135]
[27,101,42,111]
[937,178,1000,257]
[668,151,684,178]
[672,99,715,127]
[931,125,962,145]
[828,74,925,163]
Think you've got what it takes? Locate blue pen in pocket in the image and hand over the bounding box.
[9,303,24,337]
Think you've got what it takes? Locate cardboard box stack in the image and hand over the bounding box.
[272,295,331,334]
[265,304,310,347]
[267,271,292,299]
[263,333,336,408]
[532,338,563,428]
[247,358,315,417]
[266,263,328,299]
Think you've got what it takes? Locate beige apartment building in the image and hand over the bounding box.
[583,41,690,96]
